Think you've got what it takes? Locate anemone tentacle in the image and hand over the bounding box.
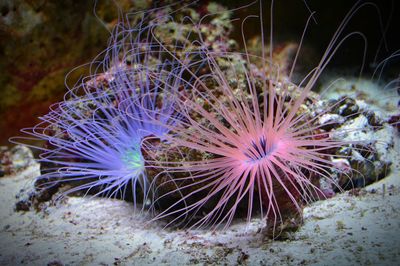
[10,8,197,209]
[138,2,374,234]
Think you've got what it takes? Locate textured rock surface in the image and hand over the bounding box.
[0,0,135,145]
[0,145,34,177]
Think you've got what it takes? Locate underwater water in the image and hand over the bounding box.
[0,1,399,265]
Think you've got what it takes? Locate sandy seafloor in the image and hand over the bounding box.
[0,79,399,266]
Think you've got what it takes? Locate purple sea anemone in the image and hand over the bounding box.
[11,0,232,211]
[11,8,190,207]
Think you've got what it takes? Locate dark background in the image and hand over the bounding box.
[0,0,399,146]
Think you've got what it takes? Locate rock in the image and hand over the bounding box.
[333,97,359,117]
[318,113,345,131]
[10,145,34,170]
[0,145,34,176]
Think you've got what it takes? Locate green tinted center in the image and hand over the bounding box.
[123,149,144,170]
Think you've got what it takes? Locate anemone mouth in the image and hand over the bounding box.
[122,148,145,171]
[243,136,280,164]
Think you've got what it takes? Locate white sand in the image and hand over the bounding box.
[1,78,399,265]
[0,143,399,266]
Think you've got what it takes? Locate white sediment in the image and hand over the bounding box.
[1,78,399,265]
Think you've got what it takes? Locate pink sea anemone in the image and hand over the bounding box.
[140,1,383,235]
